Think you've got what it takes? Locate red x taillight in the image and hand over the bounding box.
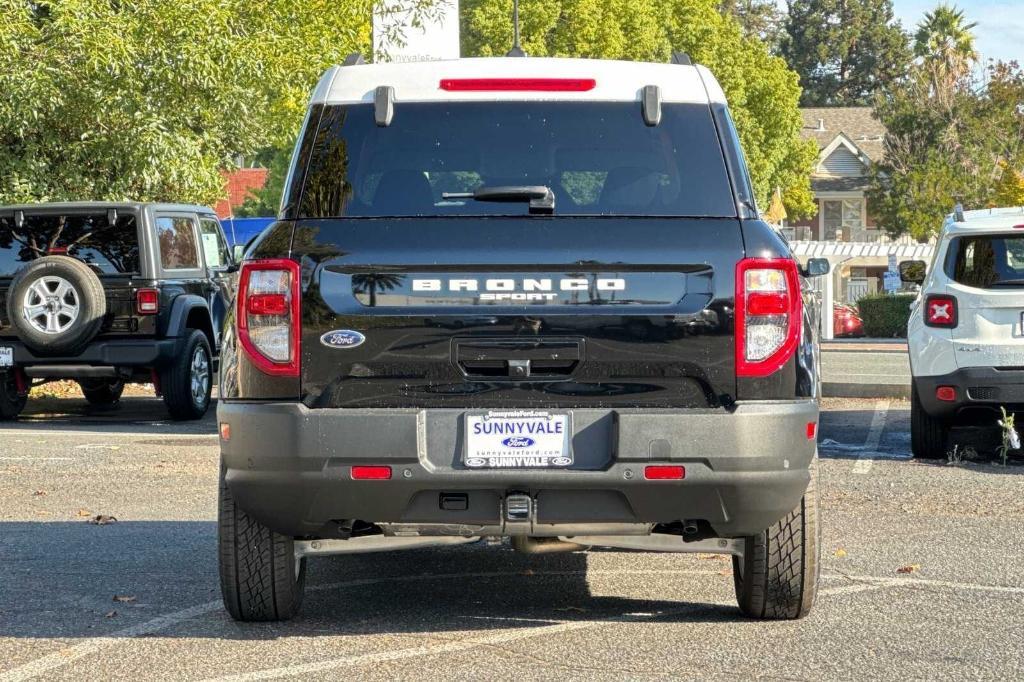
[735,258,802,377]
[924,294,957,328]
[237,259,301,376]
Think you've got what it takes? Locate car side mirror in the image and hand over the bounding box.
[899,260,926,284]
[803,257,830,277]
[232,244,246,262]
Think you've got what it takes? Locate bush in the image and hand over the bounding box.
[856,294,917,338]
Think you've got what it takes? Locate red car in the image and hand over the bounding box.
[834,303,865,337]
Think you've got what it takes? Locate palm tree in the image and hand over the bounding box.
[352,274,405,307]
[914,4,978,106]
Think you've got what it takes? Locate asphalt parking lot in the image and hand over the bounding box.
[1,395,1022,681]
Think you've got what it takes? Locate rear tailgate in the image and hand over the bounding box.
[294,217,741,409]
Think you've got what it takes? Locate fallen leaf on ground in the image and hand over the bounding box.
[33,490,46,497]
[521,569,534,576]
[897,564,921,574]
[76,509,91,517]
[834,548,848,558]
[718,569,732,576]
[87,515,117,525]
[112,595,136,603]
[105,611,117,618]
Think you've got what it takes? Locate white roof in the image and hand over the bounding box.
[310,57,725,106]
[944,206,1024,235]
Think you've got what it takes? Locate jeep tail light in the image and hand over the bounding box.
[136,288,159,315]
[735,258,801,378]
[924,294,957,328]
[237,259,300,376]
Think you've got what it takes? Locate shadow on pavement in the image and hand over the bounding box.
[0,521,743,643]
[1,395,218,435]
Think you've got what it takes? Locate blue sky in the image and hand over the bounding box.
[892,1,1023,64]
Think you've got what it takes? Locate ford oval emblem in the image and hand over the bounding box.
[320,330,366,349]
[502,436,535,448]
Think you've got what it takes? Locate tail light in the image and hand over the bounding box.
[439,78,597,92]
[735,258,802,377]
[136,288,159,314]
[237,259,301,376]
[924,294,957,328]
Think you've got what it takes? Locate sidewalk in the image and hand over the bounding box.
[821,338,910,399]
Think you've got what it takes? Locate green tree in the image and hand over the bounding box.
[781,0,911,106]
[462,0,819,218]
[718,0,783,46]
[992,161,1024,207]
[234,146,294,217]
[870,58,1024,240]
[0,1,435,206]
[914,3,978,108]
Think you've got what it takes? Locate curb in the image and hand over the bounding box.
[822,381,911,400]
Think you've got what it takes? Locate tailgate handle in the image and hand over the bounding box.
[453,339,582,379]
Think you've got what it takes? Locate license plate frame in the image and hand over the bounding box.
[0,346,12,368]
[463,411,572,469]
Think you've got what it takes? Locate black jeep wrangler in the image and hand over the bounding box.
[217,55,829,621]
[0,202,234,420]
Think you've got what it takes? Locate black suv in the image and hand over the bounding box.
[0,202,235,420]
[217,55,829,622]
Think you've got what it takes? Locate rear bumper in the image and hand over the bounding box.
[915,368,1024,418]
[1,337,180,375]
[218,399,819,539]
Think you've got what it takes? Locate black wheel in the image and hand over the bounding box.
[161,330,212,420]
[218,469,306,621]
[5,256,106,355]
[0,372,27,420]
[911,384,949,459]
[733,462,820,620]
[78,378,125,406]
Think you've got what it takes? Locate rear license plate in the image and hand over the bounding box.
[0,347,12,368]
[464,411,572,468]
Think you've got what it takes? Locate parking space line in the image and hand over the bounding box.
[852,400,890,475]
[201,582,893,682]
[5,567,1015,682]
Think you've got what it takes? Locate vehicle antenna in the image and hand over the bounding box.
[506,0,527,57]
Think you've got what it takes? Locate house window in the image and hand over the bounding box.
[822,199,864,240]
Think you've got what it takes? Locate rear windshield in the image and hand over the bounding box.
[294,102,737,218]
[0,212,140,276]
[949,234,1024,288]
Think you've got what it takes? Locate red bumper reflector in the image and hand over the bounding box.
[806,422,817,440]
[351,465,392,480]
[440,77,597,92]
[644,465,685,480]
[219,422,231,441]
[936,386,957,402]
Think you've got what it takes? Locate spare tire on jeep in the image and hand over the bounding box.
[5,256,107,355]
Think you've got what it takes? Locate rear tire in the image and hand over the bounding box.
[0,372,27,420]
[911,383,948,459]
[218,470,306,622]
[79,378,125,406]
[161,330,212,420]
[733,462,820,620]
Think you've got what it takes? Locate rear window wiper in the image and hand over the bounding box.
[442,186,555,215]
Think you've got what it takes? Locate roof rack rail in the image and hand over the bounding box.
[671,52,692,65]
[342,53,365,67]
[954,203,965,222]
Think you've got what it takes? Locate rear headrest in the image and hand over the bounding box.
[371,170,434,214]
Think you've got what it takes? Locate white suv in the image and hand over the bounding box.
[902,206,1024,458]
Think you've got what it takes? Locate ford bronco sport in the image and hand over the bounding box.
[0,202,233,420]
[217,55,828,621]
